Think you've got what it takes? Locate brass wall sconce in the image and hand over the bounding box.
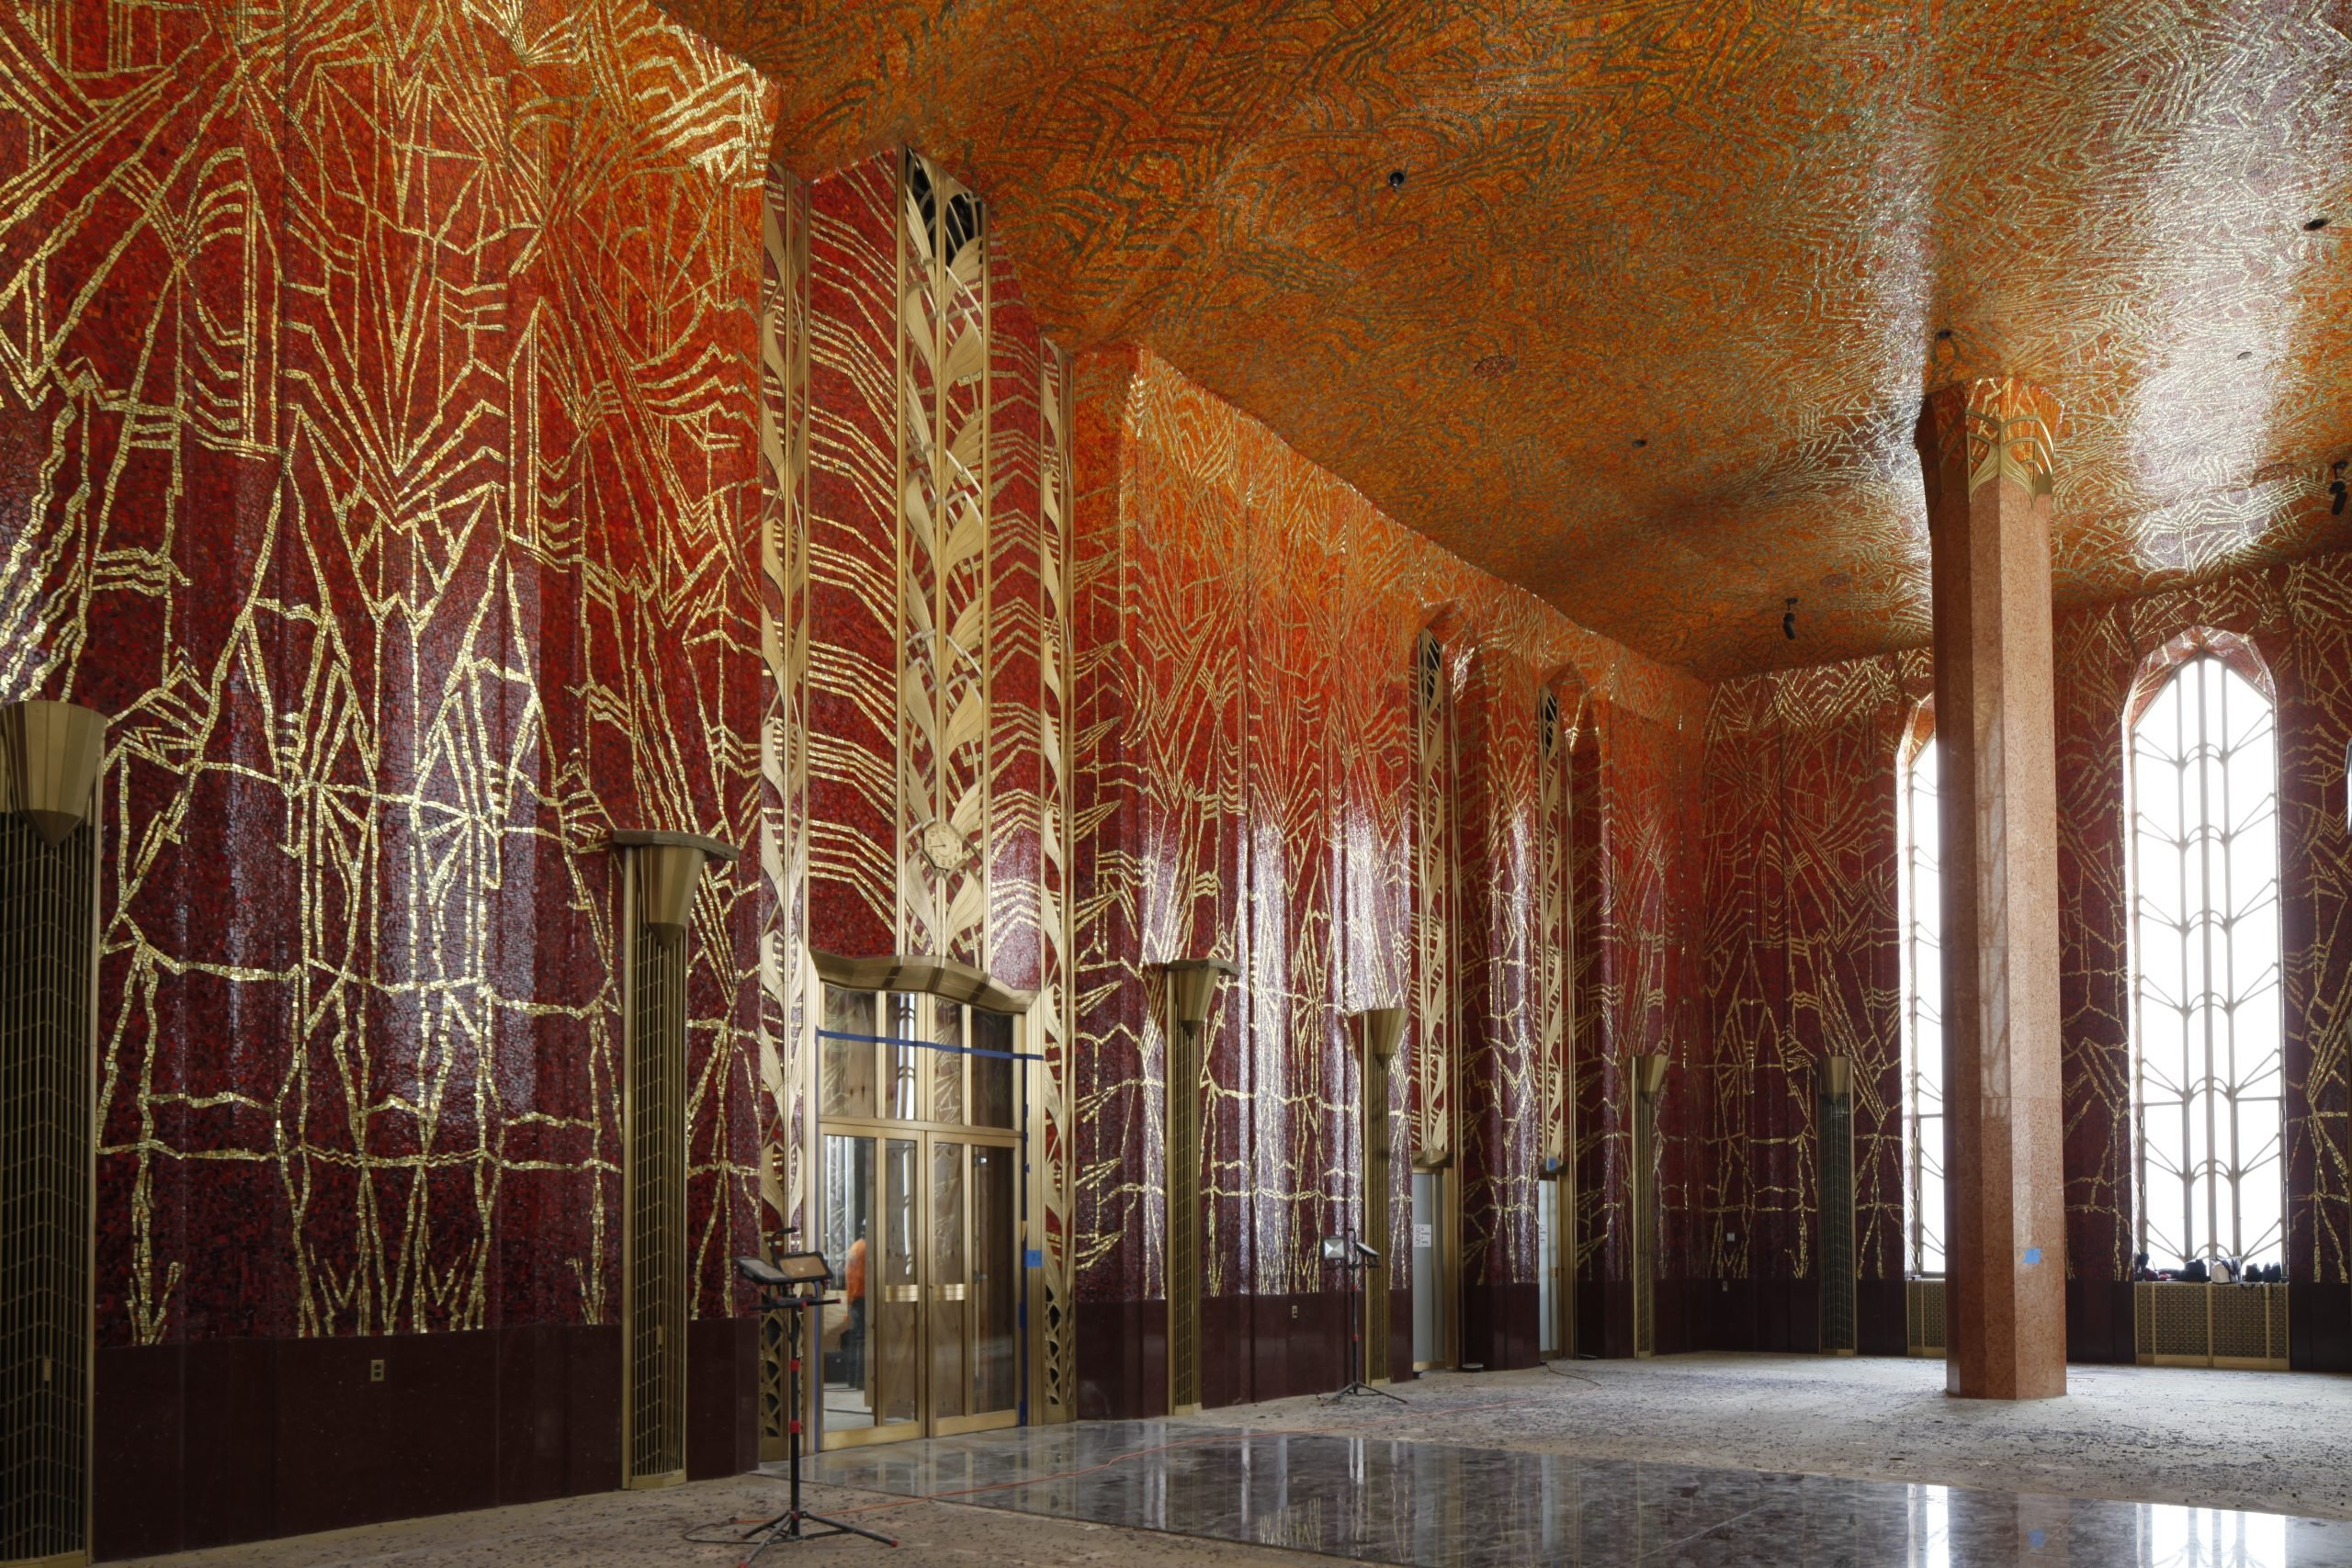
[1354,1005,1407,1061]
[608,827,739,1490]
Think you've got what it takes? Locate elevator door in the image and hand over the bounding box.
[815,987,1023,1448]
[1411,1170,1442,1369]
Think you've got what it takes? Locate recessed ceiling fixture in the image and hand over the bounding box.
[1387,169,1407,191]
[1935,328,1952,340]
[1632,437,1647,448]
[1471,352,1516,378]
[2238,350,2254,360]
[2306,216,2331,231]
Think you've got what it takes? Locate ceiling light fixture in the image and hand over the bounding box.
[1387,169,1407,191]
[1935,328,1952,340]
[1632,437,1647,448]
[2238,350,2254,360]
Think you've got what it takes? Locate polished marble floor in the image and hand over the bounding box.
[802,1419,2352,1567]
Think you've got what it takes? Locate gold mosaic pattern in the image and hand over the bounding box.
[762,150,1078,1425]
[1411,629,1455,1165]
[3,0,775,1343]
[1069,344,1709,1318]
[1700,654,1926,1285]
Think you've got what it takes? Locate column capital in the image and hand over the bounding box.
[1918,377,2064,503]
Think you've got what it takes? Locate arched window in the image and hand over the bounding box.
[2130,641,2284,1272]
[1897,707,1944,1278]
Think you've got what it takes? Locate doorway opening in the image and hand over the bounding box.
[814,984,1025,1447]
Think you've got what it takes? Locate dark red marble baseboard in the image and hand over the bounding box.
[94,1317,759,1561]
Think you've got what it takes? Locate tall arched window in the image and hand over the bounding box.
[1897,708,1944,1277]
[2130,642,2284,1272]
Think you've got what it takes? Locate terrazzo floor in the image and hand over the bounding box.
[119,1355,2352,1568]
[1184,1356,2352,1522]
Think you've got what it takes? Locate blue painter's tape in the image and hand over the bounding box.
[2023,1247,2043,1266]
[1024,1248,1044,1269]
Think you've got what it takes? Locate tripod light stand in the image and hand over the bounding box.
[1324,1233,1403,1404]
[723,1251,897,1560]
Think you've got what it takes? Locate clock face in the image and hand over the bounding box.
[920,820,973,874]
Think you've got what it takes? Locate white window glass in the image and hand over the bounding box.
[1900,733,1945,1277]
[2132,656,2285,1271]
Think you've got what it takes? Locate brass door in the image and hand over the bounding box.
[816,987,1023,1449]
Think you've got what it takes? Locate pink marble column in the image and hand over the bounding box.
[1917,378,2068,1401]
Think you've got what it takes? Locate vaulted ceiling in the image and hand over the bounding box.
[667,0,2352,679]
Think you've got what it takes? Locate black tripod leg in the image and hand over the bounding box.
[797,1510,899,1547]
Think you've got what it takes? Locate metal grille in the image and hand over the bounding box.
[1363,1047,1391,1379]
[2,815,96,1565]
[1632,1074,1659,1358]
[2135,1281,2288,1369]
[626,915,688,1486]
[1905,1277,1947,1355]
[2130,655,2285,1275]
[1818,1083,1856,1353]
[1167,1019,1202,1412]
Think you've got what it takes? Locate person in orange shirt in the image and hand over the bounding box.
[844,1226,868,1386]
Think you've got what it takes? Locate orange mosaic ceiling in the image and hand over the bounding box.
[666,0,2352,679]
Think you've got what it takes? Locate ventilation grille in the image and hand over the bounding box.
[1632,1074,1660,1358]
[1167,1020,1202,1412]
[1906,1277,1946,1355]
[626,917,688,1486]
[2,815,95,1565]
[2135,1282,2288,1370]
[1818,1086,1856,1353]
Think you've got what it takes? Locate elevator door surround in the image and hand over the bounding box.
[816,987,1023,1448]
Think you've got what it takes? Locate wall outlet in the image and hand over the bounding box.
[369,1359,385,1383]
[1290,1303,1300,1320]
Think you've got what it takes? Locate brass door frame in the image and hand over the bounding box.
[810,987,1028,1451]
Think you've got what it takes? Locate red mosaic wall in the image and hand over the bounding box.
[0,0,775,1353]
[1699,555,2352,1363]
[1698,653,1925,1348]
[1069,344,1709,1401]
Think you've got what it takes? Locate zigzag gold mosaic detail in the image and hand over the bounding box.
[1,0,775,1349]
[763,149,1077,1438]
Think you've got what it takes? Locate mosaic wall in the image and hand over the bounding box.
[763,149,1079,1413]
[1066,344,1708,1373]
[2052,558,2352,1288]
[0,0,777,1344]
[1700,655,1928,1290]
[1698,554,2352,1306]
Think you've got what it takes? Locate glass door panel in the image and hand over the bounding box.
[815,987,1025,1448]
[876,1137,922,1429]
[821,991,877,1119]
[930,1140,967,1421]
[819,1134,876,1432]
[971,1143,1019,1415]
[972,1012,1015,1128]
[931,999,966,1126]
